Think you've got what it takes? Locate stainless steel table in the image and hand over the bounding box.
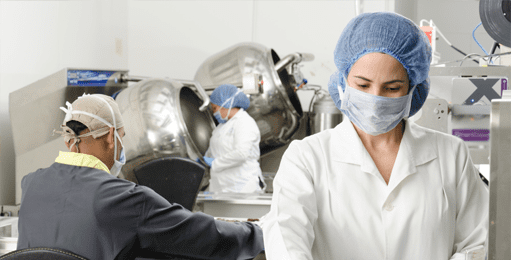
[195,192,272,219]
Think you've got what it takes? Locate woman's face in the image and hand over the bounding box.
[346,53,410,98]
[210,103,228,118]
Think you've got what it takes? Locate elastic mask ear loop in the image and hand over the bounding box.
[219,89,242,120]
[339,74,349,102]
[89,96,118,163]
[338,85,345,101]
[404,85,417,118]
[66,130,81,153]
[70,138,80,153]
[115,130,123,149]
[58,102,79,152]
[54,125,82,153]
[337,75,350,108]
[224,98,235,120]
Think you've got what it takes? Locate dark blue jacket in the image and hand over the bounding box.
[17,162,263,259]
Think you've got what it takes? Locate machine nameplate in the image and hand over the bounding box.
[67,70,116,86]
[452,128,489,142]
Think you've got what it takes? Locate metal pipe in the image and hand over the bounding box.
[120,75,151,82]
[274,53,315,73]
[278,113,298,143]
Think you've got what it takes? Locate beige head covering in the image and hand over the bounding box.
[55,93,124,152]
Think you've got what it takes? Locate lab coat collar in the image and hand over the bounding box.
[332,119,437,178]
[228,108,245,121]
[386,119,438,190]
[216,108,244,128]
[332,120,382,176]
[332,119,364,165]
[403,119,438,166]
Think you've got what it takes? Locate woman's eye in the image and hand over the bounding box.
[357,84,368,88]
[387,86,401,91]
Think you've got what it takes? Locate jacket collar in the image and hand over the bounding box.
[331,119,437,184]
[230,108,245,120]
[55,151,110,173]
[331,119,364,165]
[219,108,245,126]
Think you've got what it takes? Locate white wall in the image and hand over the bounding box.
[0,0,377,205]
[127,0,394,123]
[0,0,128,204]
[0,0,492,205]
[395,0,417,24]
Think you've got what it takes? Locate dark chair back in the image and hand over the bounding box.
[0,247,89,260]
[134,157,205,211]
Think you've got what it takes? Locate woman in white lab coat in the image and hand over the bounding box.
[204,84,265,193]
[262,12,488,260]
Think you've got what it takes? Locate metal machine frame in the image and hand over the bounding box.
[488,93,511,259]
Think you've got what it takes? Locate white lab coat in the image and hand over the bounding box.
[206,109,264,193]
[262,119,489,260]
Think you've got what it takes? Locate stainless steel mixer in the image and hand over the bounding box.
[194,42,313,154]
[114,78,215,182]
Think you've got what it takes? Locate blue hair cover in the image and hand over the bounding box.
[328,12,432,117]
[210,84,250,110]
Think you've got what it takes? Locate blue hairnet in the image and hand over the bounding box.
[210,84,250,110]
[328,12,432,117]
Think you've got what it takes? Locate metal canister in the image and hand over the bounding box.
[310,95,343,134]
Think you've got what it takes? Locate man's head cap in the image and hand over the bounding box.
[61,93,124,138]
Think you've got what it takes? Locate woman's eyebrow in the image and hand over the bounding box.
[354,76,405,84]
[354,76,372,82]
[384,79,406,84]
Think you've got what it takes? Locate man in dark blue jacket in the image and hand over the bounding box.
[17,94,264,260]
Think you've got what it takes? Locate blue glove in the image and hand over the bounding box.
[203,156,214,167]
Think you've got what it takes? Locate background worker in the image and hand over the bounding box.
[204,84,265,193]
[17,93,264,260]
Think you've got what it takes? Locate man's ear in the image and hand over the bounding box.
[64,139,71,149]
[106,127,116,149]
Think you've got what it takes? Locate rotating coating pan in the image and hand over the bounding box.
[114,78,215,182]
[194,42,303,154]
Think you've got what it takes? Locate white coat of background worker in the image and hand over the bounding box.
[262,12,488,260]
[16,93,264,260]
[204,84,265,193]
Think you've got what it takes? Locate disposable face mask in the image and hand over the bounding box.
[110,146,125,177]
[338,78,415,136]
[214,111,227,124]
